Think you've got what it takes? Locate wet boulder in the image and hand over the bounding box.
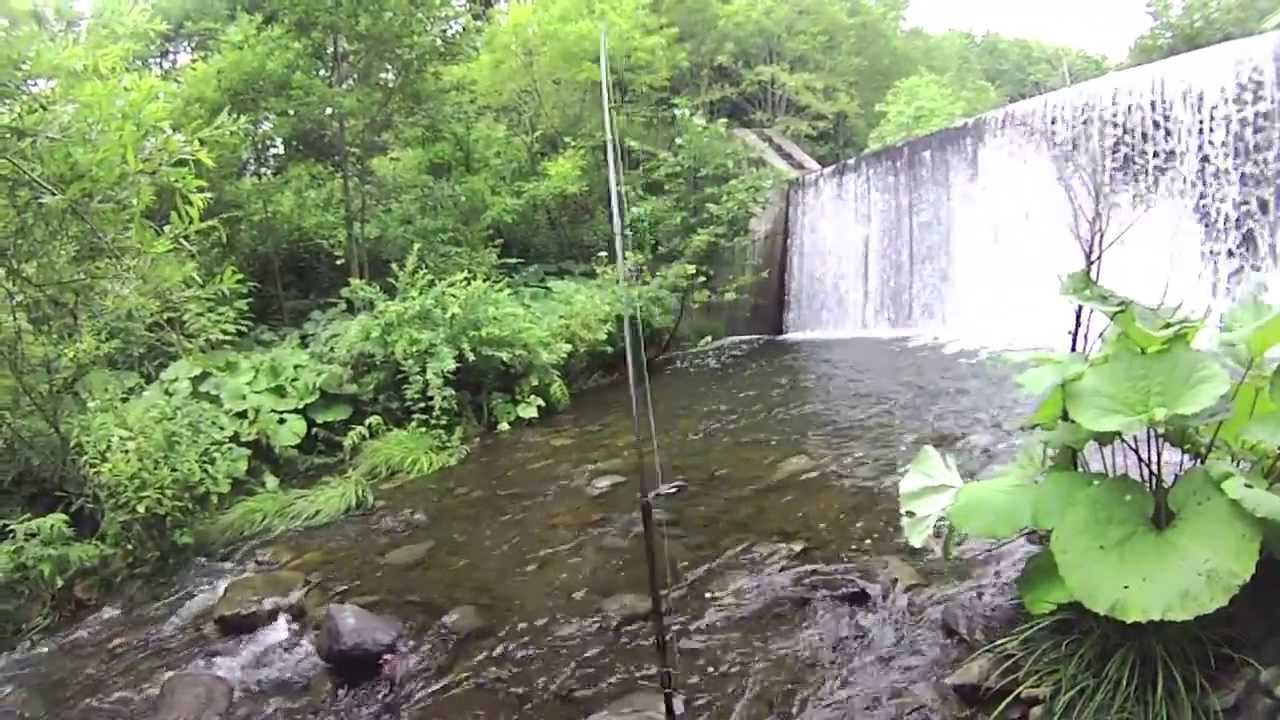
[152,672,232,720]
[212,571,308,635]
[315,603,403,672]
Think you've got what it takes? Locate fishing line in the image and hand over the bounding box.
[600,29,681,720]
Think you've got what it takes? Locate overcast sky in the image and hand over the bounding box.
[905,0,1155,60]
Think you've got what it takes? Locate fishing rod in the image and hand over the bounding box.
[599,29,681,720]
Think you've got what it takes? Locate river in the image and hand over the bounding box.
[0,336,1034,719]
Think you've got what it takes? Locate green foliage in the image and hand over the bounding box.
[898,274,1280,623]
[1130,0,1276,65]
[157,345,359,453]
[75,390,250,559]
[978,611,1231,719]
[0,514,103,601]
[867,72,1000,149]
[204,474,373,544]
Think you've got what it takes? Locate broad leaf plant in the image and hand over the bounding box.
[900,272,1280,623]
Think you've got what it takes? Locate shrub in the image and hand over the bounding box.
[899,272,1280,624]
[0,514,103,604]
[75,389,250,559]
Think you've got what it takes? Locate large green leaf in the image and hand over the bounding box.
[1051,468,1262,622]
[898,446,964,548]
[1039,421,1115,451]
[1240,412,1280,447]
[950,440,1047,539]
[262,412,308,450]
[1018,550,1074,615]
[305,397,355,424]
[1221,473,1280,522]
[1064,347,1230,434]
[1221,296,1280,359]
[1110,306,1201,352]
[1032,470,1102,531]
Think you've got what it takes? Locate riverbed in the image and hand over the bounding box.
[0,336,1034,719]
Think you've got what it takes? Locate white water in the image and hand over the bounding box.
[785,33,1280,348]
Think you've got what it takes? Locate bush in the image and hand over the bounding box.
[75,389,251,559]
[0,514,103,606]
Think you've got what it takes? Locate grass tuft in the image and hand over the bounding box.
[980,609,1240,720]
[204,474,374,544]
[352,427,467,483]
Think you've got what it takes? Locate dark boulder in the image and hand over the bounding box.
[315,603,403,673]
[152,673,232,720]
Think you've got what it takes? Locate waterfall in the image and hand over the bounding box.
[784,33,1280,348]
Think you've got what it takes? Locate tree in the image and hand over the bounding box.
[867,72,999,149]
[1129,0,1275,64]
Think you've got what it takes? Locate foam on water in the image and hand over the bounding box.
[785,33,1280,348]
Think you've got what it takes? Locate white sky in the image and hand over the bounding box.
[905,0,1155,60]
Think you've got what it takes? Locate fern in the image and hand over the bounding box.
[203,474,374,544]
[353,427,467,482]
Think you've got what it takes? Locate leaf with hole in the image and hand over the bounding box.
[898,446,964,548]
[1051,467,1262,622]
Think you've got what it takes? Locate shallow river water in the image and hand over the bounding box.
[0,337,1037,719]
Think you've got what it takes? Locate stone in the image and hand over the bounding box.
[381,540,436,566]
[1028,706,1046,720]
[284,551,329,572]
[941,598,997,645]
[945,654,997,705]
[588,474,630,497]
[587,690,683,720]
[439,605,491,638]
[878,555,927,591]
[1262,666,1280,701]
[0,687,49,719]
[1211,665,1258,711]
[600,594,653,626]
[599,533,630,551]
[1236,692,1280,720]
[770,454,818,483]
[212,571,308,635]
[314,603,403,670]
[152,673,233,720]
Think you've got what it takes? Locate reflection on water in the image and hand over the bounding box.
[0,337,1030,719]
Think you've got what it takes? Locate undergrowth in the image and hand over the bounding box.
[981,610,1239,720]
[203,475,374,544]
[353,427,469,484]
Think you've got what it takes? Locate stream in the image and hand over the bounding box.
[0,336,1038,719]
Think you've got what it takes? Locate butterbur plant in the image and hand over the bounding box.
[899,271,1280,624]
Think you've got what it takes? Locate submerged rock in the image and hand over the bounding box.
[770,454,818,483]
[152,672,232,720]
[315,603,403,671]
[439,605,490,638]
[212,571,308,635]
[588,474,629,497]
[600,594,653,626]
[381,540,436,566]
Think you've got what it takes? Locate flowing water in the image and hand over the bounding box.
[784,33,1280,346]
[0,337,1035,719]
